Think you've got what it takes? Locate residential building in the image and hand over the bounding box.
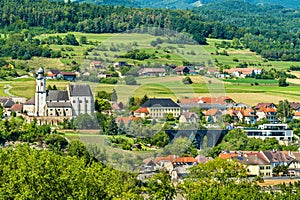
[288,152,300,176]
[256,107,277,123]
[138,68,166,77]
[7,104,23,116]
[244,124,293,141]
[261,150,294,169]
[205,109,222,123]
[140,98,181,119]
[134,107,149,118]
[113,61,132,68]
[195,154,213,163]
[255,102,276,110]
[238,153,272,177]
[46,69,61,79]
[89,61,102,69]
[224,68,262,78]
[58,71,77,81]
[174,66,190,75]
[23,97,35,116]
[115,116,142,125]
[237,108,257,124]
[179,112,199,123]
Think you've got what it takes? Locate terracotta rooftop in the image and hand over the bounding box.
[9,104,23,112]
[115,116,141,124]
[135,107,149,113]
[205,109,220,116]
[255,103,275,110]
[172,157,198,164]
[219,152,241,159]
[154,155,178,164]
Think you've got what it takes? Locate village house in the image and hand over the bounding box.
[205,109,222,123]
[174,66,190,75]
[138,68,166,77]
[256,107,277,123]
[261,150,294,169]
[7,104,23,116]
[238,153,272,177]
[46,69,61,79]
[224,68,262,78]
[115,116,142,126]
[288,152,300,176]
[89,61,102,69]
[179,112,199,124]
[195,154,213,164]
[134,107,149,118]
[57,71,77,81]
[113,61,132,68]
[140,98,181,119]
[236,108,257,124]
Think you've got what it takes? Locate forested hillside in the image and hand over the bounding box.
[68,0,199,9]
[68,0,300,8]
[201,0,300,8]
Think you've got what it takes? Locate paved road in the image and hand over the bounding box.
[4,84,14,97]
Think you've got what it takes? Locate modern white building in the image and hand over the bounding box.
[244,124,293,141]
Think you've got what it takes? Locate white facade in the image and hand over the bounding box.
[35,67,46,116]
[244,124,293,141]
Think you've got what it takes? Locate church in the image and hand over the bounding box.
[23,67,94,121]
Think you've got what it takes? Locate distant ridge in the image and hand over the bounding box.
[66,0,300,9]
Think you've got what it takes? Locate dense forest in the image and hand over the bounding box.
[66,0,300,9]
[0,0,300,61]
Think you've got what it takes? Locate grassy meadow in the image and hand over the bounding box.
[1,32,300,106]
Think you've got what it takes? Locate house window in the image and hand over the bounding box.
[73,100,76,103]
[266,166,271,170]
[259,166,264,170]
[79,100,82,103]
[86,100,88,103]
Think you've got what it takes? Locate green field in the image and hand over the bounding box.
[1,74,300,106]
[2,32,300,105]
[223,78,278,85]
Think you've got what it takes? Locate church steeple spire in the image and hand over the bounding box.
[35,66,46,116]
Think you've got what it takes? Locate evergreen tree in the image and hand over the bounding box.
[111,89,118,102]
[106,117,118,135]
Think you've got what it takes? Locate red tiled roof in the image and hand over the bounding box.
[135,107,149,113]
[241,108,256,117]
[174,66,188,72]
[294,111,300,116]
[9,104,23,112]
[172,157,197,163]
[115,116,141,124]
[199,96,234,104]
[224,68,261,75]
[205,109,220,116]
[60,72,76,76]
[258,107,277,113]
[179,97,199,104]
[155,155,178,163]
[219,153,240,159]
[255,103,275,109]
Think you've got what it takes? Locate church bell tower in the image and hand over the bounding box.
[35,66,46,116]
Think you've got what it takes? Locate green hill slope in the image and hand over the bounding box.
[68,0,300,8]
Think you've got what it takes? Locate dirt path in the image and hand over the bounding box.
[4,84,14,97]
